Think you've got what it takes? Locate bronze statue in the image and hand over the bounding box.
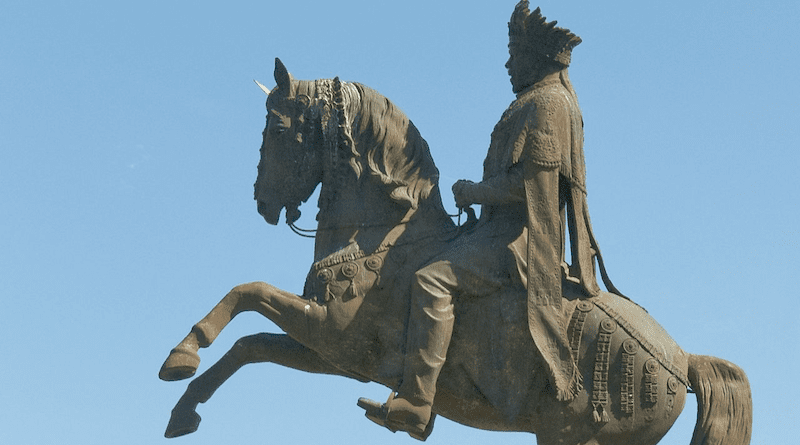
[159,2,752,444]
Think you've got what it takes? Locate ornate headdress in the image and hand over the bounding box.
[508,1,582,66]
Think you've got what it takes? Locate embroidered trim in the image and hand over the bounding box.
[644,358,660,404]
[568,300,593,362]
[593,300,689,387]
[666,375,679,413]
[592,318,615,423]
[314,249,366,271]
[528,159,561,169]
[621,338,638,415]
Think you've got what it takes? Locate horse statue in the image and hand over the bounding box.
[159,58,752,445]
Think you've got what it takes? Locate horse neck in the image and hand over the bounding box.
[312,177,401,262]
[312,179,453,263]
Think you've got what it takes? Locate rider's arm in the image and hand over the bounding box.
[452,163,525,207]
[470,163,526,204]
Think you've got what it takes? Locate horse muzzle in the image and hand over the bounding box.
[257,199,283,225]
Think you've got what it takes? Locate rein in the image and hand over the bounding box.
[290,207,475,240]
[288,221,317,238]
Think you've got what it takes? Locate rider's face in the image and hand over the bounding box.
[506,42,535,94]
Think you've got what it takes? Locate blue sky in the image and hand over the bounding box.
[1,1,798,444]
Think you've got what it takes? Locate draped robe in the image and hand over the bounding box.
[474,75,619,399]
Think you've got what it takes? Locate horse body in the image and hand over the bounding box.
[160,59,751,445]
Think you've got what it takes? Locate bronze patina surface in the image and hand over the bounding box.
[160,3,752,444]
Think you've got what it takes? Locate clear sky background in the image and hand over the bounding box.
[1,1,798,444]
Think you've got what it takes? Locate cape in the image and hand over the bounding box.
[495,75,621,400]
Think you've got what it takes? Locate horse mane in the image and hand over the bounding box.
[344,83,439,210]
[286,77,439,212]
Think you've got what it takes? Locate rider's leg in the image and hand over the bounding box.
[385,260,457,434]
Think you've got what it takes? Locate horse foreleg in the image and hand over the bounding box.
[166,332,350,438]
[160,281,325,381]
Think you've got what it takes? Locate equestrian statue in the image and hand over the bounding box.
[159,3,752,444]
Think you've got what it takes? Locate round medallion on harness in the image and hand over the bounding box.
[600,318,617,334]
[342,261,359,278]
[316,268,333,283]
[645,358,659,374]
[622,338,639,354]
[667,375,680,393]
[365,255,383,272]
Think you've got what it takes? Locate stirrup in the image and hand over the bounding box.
[357,393,436,441]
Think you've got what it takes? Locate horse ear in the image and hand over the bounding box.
[274,58,293,92]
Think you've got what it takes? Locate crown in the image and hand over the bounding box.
[508,1,582,66]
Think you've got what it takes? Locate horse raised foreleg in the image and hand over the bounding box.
[160,281,326,381]
[166,332,352,438]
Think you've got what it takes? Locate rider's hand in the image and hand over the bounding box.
[452,180,475,209]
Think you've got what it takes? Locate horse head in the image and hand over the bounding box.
[254,58,325,225]
[255,58,447,249]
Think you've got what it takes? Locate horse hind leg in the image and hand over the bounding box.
[166,332,350,438]
[160,281,325,381]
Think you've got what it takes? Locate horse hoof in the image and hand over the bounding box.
[165,408,201,438]
[159,346,200,381]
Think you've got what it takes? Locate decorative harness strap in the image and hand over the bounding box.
[310,206,417,303]
[568,298,690,424]
[592,299,689,387]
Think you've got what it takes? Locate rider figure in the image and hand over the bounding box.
[367,1,620,437]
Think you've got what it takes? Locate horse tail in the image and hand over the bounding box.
[687,354,752,445]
